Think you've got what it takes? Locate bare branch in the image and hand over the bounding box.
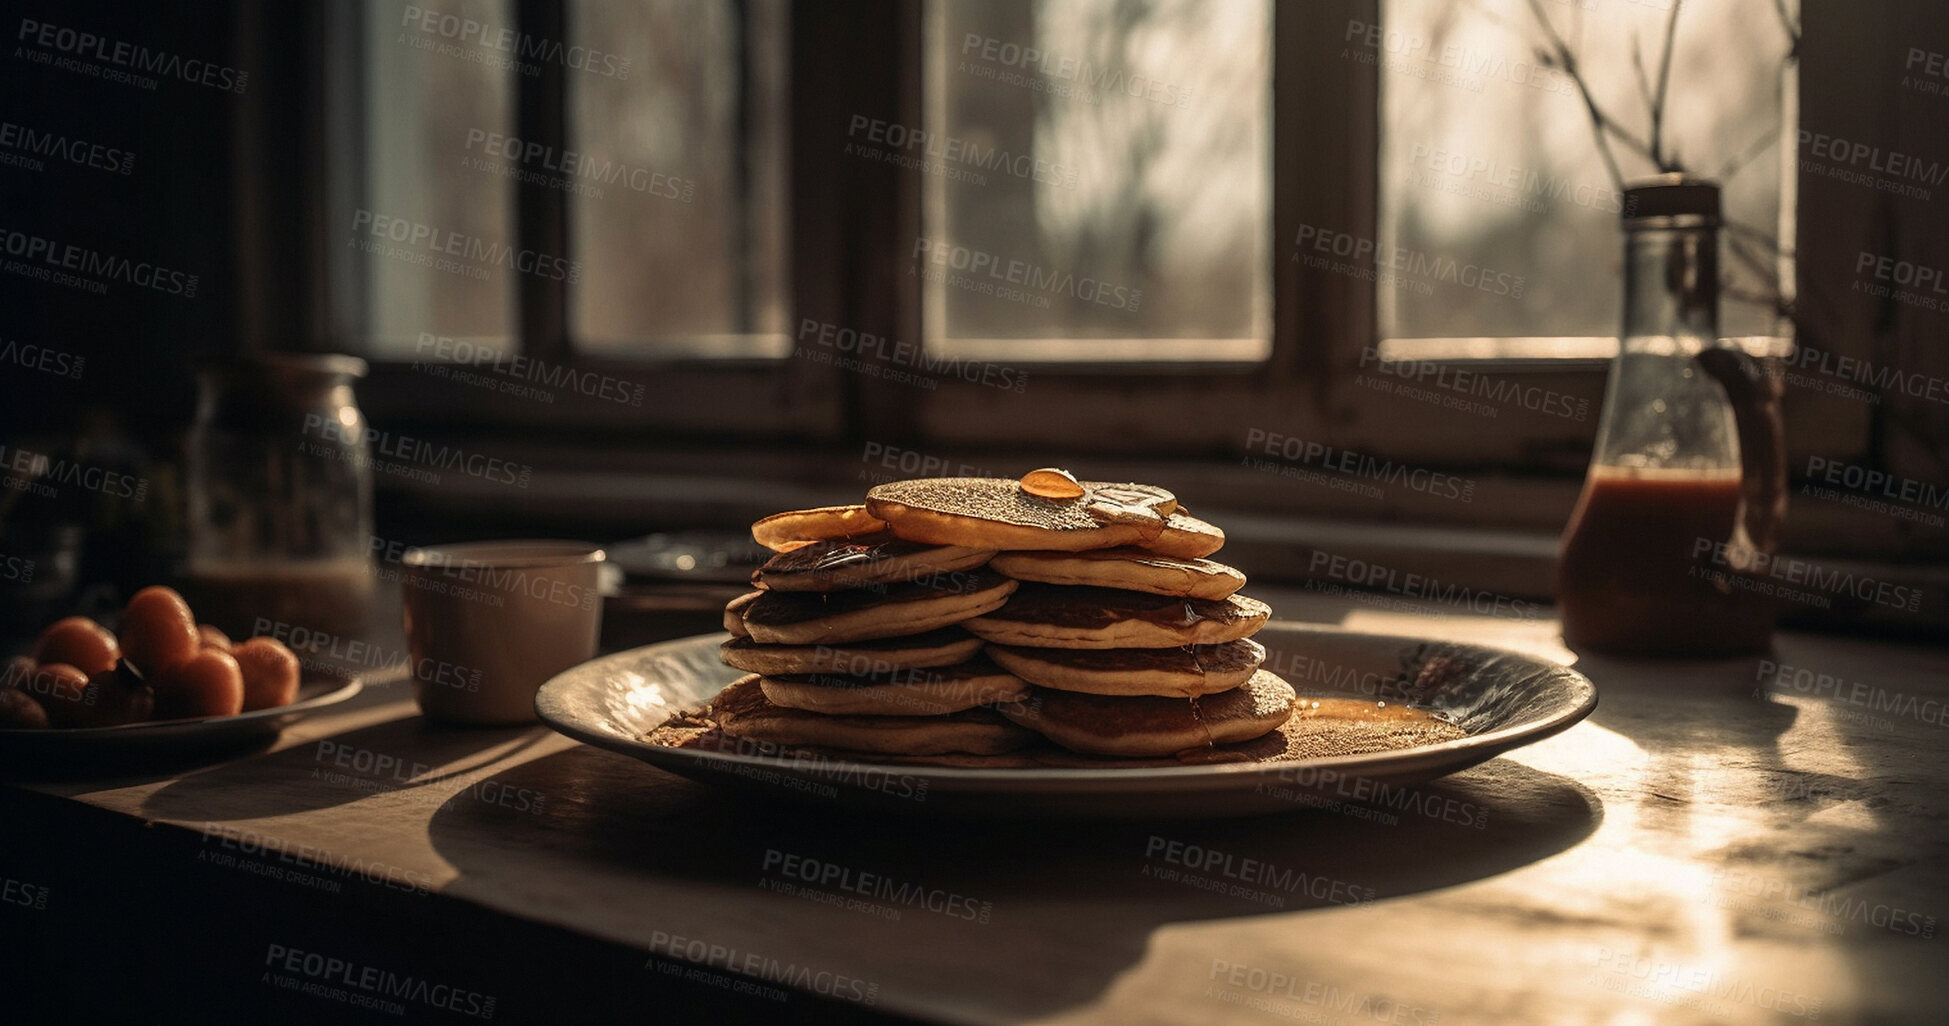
[1724,218,1789,258]
[1650,0,1683,169]
[1716,121,1784,181]
[1630,34,1657,124]
[1521,0,1655,188]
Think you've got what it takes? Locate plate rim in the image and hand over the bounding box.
[536,626,1598,784]
[0,669,364,740]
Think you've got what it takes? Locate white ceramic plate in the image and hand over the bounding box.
[0,671,362,759]
[536,624,1596,818]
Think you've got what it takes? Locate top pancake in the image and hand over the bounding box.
[867,477,1177,551]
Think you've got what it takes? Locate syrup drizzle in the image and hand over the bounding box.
[1019,467,1085,499]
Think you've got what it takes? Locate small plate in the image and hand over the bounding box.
[536,625,1596,818]
[0,671,363,759]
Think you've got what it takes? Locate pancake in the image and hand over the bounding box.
[751,533,994,592]
[737,568,1018,645]
[712,674,1037,754]
[758,659,1031,716]
[988,549,1245,599]
[751,504,889,552]
[719,629,983,676]
[963,584,1270,649]
[1137,511,1226,559]
[866,476,1177,551]
[985,638,1265,697]
[724,590,760,637]
[1001,670,1297,756]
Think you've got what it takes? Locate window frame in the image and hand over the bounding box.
[333,0,1879,483]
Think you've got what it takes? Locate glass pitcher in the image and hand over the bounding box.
[1557,176,1785,656]
[181,353,377,640]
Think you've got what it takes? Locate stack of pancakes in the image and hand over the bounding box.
[713,471,1296,761]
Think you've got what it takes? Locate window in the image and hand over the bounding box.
[337,0,822,439]
[331,1,1859,490]
[567,0,790,357]
[922,0,1272,362]
[355,0,517,353]
[1378,0,1796,348]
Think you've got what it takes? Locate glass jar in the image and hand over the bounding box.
[182,353,376,640]
[1557,176,1779,656]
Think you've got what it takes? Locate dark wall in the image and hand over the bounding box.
[0,0,330,440]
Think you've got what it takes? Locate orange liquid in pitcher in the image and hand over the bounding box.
[1557,467,1774,656]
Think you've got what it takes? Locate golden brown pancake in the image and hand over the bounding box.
[1001,670,1297,756]
[723,591,760,637]
[866,476,1177,551]
[737,569,1018,645]
[751,504,888,552]
[712,674,1037,754]
[719,629,983,676]
[1138,511,1226,559]
[985,638,1265,697]
[757,659,1031,716]
[751,533,994,592]
[988,549,1245,599]
[963,584,1270,649]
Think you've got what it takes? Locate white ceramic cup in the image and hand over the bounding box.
[400,540,605,725]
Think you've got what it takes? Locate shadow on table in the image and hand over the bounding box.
[421,746,1600,1021]
[134,714,558,822]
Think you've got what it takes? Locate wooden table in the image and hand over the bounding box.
[4,588,1945,1024]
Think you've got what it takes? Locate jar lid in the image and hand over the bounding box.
[1621,174,1721,226]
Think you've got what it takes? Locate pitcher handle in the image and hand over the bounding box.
[1695,347,1788,557]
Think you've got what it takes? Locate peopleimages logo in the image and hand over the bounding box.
[399,6,630,79]
[644,931,880,1006]
[412,333,646,406]
[797,319,1029,393]
[1768,339,1949,406]
[956,32,1194,108]
[1757,658,1949,729]
[1801,455,1948,527]
[349,210,579,284]
[759,849,993,924]
[1143,836,1375,908]
[15,18,248,93]
[1356,346,1590,421]
[0,444,148,501]
[0,121,134,175]
[846,115,1080,189]
[0,337,85,379]
[462,129,691,202]
[1692,537,1922,613]
[264,944,496,1019]
[0,228,198,297]
[1797,128,1949,199]
[1405,143,1622,214]
[911,237,1142,311]
[1293,224,1525,299]
[1244,428,1477,503]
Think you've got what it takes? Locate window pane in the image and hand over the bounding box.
[924,0,1271,360]
[1379,0,1792,341]
[357,0,516,355]
[567,0,790,357]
